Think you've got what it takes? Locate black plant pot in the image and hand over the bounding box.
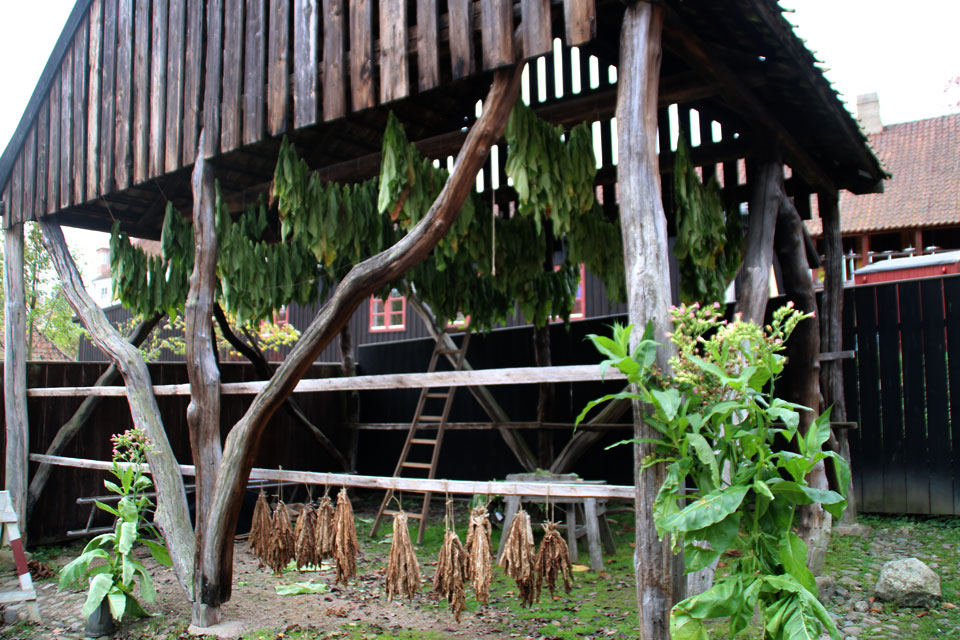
[84,598,115,638]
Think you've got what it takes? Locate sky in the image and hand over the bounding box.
[0,1,957,268]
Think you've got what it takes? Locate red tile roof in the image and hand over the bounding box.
[0,330,70,361]
[807,113,960,236]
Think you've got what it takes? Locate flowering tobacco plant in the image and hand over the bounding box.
[59,428,171,622]
[577,304,849,640]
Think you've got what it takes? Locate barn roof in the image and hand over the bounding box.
[0,0,885,237]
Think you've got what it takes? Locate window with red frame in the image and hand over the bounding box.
[552,264,586,320]
[446,312,470,330]
[370,289,406,331]
[272,305,290,326]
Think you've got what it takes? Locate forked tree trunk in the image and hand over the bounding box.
[339,323,360,470]
[39,221,196,600]
[192,60,526,624]
[27,312,164,518]
[533,324,555,467]
[616,4,683,637]
[4,222,29,534]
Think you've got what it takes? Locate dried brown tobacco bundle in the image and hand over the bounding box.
[265,501,296,575]
[249,490,272,566]
[464,505,493,605]
[533,521,573,601]
[333,489,359,585]
[294,503,319,570]
[385,511,421,601]
[314,495,336,560]
[433,528,468,621]
[497,509,536,607]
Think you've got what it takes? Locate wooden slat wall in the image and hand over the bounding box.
[349,0,374,111]
[35,105,48,219]
[204,0,225,158]
[293,0,319,128]
[267,0,290,136]
[47,74,61,215]
[60,50,74,209]
[100,0,118,193]
[243,0,266,145]
[86,0,103,202]
[448,0,473,80]
[417,0,439,92]
[379,0,408,104]
[322,0,345,121]
[221,0,244,152]
[72,18,89,205]
[165,0,187,173]
[114,0,133,190]
[182,0,204,165]
[132,1,151,184]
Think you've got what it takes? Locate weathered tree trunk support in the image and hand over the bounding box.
[4,221,29,535]
[38,220,196,599]
[339,322,360,471]
[533,324,555,467]
[773,199,830,574]
[27,312,164,518]
[194,59,526,621]
[735,151,784,324]
[184,140,225,627]
[617,5,683,637]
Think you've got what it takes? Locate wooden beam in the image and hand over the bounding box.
[735,152,784,325]
[4,223,28,533]
[358,421,630,430]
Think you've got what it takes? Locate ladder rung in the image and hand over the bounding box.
[410,438,438,445]
[385,510,423,519]
[401,462,433,469]
[425,392,450,399]
[417,415,443,422]
[436,348,461,355]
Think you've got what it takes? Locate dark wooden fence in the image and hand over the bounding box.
[844,274,960,516]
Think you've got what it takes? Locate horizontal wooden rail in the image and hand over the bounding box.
[29,454,634,500]
[25,364,625,397]
[357,421,630,431]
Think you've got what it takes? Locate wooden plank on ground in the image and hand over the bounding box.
[47,73,61,214]
[114,0,133,190]
[921,278,953,514]
[22,129,36,223]
[72,18,89,204]
[165,0,186,172]
[267,0,290,136]
[100,0,118,192]
[26,364,626,397]
[86,0,103,201]
[379,0,408,103]
[34,104,48,218]
[222,0,244,152]
[182,0,204,165]
[133,0,151,183]
[481,0,513,70]
[204,0,224,157]
[243,0,266,144]
[149,0,168,174]
[349,0,373,110]
[60,49,74,208]
[448,0,473,80]
[943,277,960,516]
[521,0,551,59]
[417,0,438,91]
[563,0,595,46]
[322,0,345,120]
[876,283,906,513]
[293,0,318,127]
[853,285,883,512]
[898,281,928,514]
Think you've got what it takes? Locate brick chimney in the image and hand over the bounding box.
[857,93,883,134]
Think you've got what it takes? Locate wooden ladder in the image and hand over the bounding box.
[370,330,471,544]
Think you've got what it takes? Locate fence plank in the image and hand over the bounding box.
[243,0,266,144]
[222,0,243,152]
[114,0,133,190]
[943,277,960,516]
[921,278,953,514]
[898,282,929,514]
[876,284,906,513]
[842,287,863,511]
[72,19,89,205]
[481,0,513,70]
[267,0,290,136]
[11,154,22,226]
[563,0,595,46]
[148,0,166,176]
[379,0,408,103]
[448,0,473,80]
[182,0,204,165]
[86,0,103,201]
[349,0,374,111]
[47,74,61,215]
[22,129,36,223]
[34,103,48,218]
[293,0,318,128]
[417,0,438,91]
[204,0,224,157]
[853,285,884,512]
[166,0,186,172]
[59,50,74,208]
[521,0,551,59]
[321,0,345,120]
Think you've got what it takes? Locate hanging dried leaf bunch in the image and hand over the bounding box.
[294,504,319,570]
[249,490,272,566]
[533,521,573,601]
[464,505,493,605]
[386,511,421,601]
[314,495,336,560]
[265,501,296,575]
[497,509,536,607]
[433,528,468,621]
[333,489,359,585]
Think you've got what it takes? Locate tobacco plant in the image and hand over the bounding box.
[577,303,849,640]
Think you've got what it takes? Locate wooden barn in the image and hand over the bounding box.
[0,0,886,629]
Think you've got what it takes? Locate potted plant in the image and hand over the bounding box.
[58,428,171,636]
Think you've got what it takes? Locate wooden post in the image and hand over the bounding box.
[735,150,783,324]
[616,4,682,637]
[4,221,28,536]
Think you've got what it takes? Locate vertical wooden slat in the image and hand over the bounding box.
[898,282,928,514]
[182,0,204,165]
[563,0,595,46]
[11,155,23,226]
[349,0,374,110]
[221,0,243,152]
[417,0,438,91]
[853,285,883,512]
[877,284,906,513]
[293,0,318,128]
[481,0,513,70]
[35,104,48,218]
[166,0,186,172]
[133,0,151,183]
[60,50,74,208]
[22,129,36,222]
[204,0,224,157]
[920,279,952,514]
[114,0,133,190]
[943,277,960,516]
[86,0,103,201]
[322,0,345,121]
[378,0,408,103]
[448,0,473,81]
[841,289,862,510]
[267,0,290,135]
[72,19,89,205]
[100,0,118,193]
[47,74,61,215]
[149,0,167,176]
[522,0,551,58]
[243,0,266,144]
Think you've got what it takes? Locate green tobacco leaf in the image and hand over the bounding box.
[687,432,720,489]
[782,605,822,640]
[821,451,851,498]
[118,521,137,555]
[669,613,709,640]
[652,388,682,421]
[275,581,329,596]
[107,590,127,621]
[684,513,740,572]
[80,573,114,620]
[124,593,151,619]
[662,485,750,533]
[779,531,816,593]
[142,539,172,567]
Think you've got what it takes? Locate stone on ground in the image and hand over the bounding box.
[188,620,245,638]
[815,575,836,604]
[874,557,941,607]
